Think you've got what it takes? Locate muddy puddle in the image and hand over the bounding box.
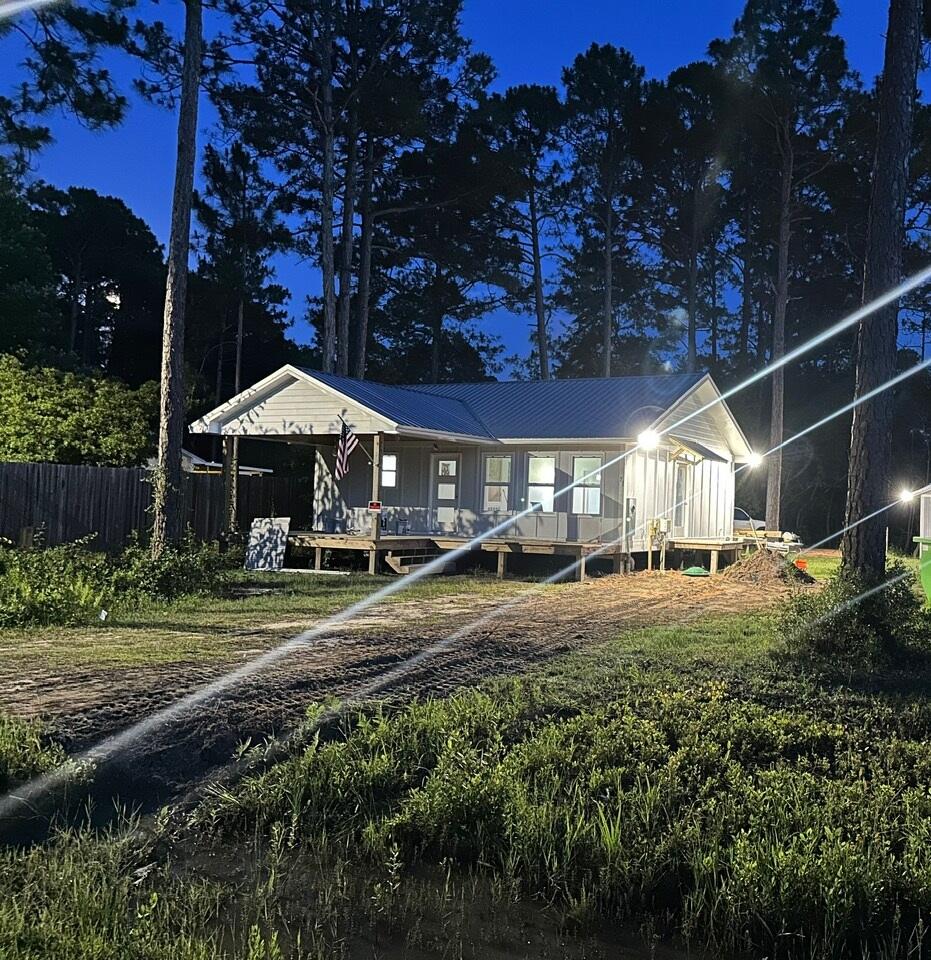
[181,839,716,960]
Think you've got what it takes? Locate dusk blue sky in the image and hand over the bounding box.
[1,0,901,365]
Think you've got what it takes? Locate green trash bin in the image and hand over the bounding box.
[914,538,931,603]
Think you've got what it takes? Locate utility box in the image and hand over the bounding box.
[915,537,931,604]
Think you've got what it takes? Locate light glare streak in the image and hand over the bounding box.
[0,0,59,19]
[4,265,931,819]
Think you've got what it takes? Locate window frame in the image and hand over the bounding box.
[482,454,513,515]
[527,453,558,514]
[570,454,604,517]
[672,457,691,528]
[380,452,398,489]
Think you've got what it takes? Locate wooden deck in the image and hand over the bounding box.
[665,537,748,574]
[288,530,627,579]
[287,531,750,577]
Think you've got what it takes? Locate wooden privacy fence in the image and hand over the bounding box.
[0,461,311,553]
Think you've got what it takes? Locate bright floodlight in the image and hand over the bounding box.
[637,429,660,450]
[747,451,764,469]
[900,488,915,503]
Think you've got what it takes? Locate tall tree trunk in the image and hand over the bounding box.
[686,249,698,373]
[68,263,82,355]
[81,283,95,364]
[213,333,224,461]
[223,294,244,536]
[765,139,794,532]
[151,0,202,558]
[319,20,337,374]
[842,0,921,579]
[602,200,613,378]
[336,107,359,376]
[353,135,375,379]
[528,179,549,380]
[738,198,753,369]
[430,263,442,384]
[709,244,719,368]
[686,182,701,373]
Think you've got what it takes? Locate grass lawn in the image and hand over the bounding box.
[0,571,528,669]
[3,569,931,959]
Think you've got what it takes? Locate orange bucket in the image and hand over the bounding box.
[794,558,808,572]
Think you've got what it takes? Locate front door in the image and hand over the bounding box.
[431,454,460,534]
[672,459,691,537]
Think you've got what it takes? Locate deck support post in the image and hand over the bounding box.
[660,539,667,573]
[710,549,719,575]
[577,550,587,582]
[496,551,507,579]
[314,546,322,571]
[371,432,383,544]
[368,549,379,575]
[612,552,623,574]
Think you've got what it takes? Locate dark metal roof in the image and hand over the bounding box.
[410,374,706,439]
[299,369,495,438]
[300,369,706,442]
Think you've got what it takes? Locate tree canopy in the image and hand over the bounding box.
[1,0,930,544]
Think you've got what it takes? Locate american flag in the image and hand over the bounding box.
[335,420,359,480]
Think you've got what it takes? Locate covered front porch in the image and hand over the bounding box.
[287,529,630,579]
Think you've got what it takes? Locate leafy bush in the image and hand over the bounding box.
[780,562,931,670]
[111,537,227,603]
[0,542,111,626]
[0,353,158,466]
[0,537,229,627]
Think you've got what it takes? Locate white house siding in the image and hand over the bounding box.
[623,449,734,551]
[655,379,742,459]
[220,375,394,438]
[922,492,931,540]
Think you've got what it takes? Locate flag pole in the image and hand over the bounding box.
[337,414,373,466]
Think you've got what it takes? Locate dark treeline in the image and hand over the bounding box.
[2,0,930,543]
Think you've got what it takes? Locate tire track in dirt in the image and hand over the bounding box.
[0,572,797,814]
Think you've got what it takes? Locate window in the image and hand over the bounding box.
[528,455,556,512]
[437,459,457,477]
[381,453,397,488]
[571,456,602,515]
[483,455,512,512]
[673,461,689,526]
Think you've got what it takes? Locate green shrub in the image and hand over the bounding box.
[780,563,931,670]
[110,537,227,603]
[0,537,229,627]
[0,827,227,959]
[0,542,110,627]
[200,676,931,958]
[0,713,66,791]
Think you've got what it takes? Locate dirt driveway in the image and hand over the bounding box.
[0,571,797,812]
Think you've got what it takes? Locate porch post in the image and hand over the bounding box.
[369,432,382,575]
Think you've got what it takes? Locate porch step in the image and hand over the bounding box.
[384,548,454,575]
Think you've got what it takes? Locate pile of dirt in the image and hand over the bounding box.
[721,548,815,586]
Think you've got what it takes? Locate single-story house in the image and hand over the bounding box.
[190,366,754,571]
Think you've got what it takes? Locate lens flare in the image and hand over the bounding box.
[4,265,931,819]
[800,502,897,555]
[637,429,660,450]
[0,0,59,19]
